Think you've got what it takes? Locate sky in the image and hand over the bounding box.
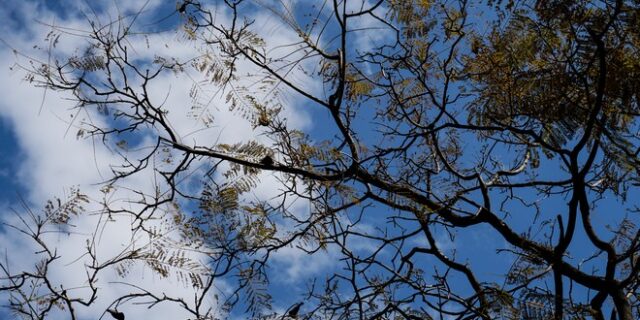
[0,0,628,319]
[0,3,490,319]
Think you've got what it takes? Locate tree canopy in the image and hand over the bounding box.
[3,0,640,319]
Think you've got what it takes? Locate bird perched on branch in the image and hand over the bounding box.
[178,1,190,13]
[287,302,303,319]
[107,309,125,320]
[260,155,274,167]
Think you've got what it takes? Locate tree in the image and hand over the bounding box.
[2,0,640,319]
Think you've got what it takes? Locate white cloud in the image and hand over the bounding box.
[270,243,340,282]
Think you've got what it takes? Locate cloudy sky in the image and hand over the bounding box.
[0,1,506,318]
[0,1,335,318]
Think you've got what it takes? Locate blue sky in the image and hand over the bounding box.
[0,0,630,319]
[0,116,25,204]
